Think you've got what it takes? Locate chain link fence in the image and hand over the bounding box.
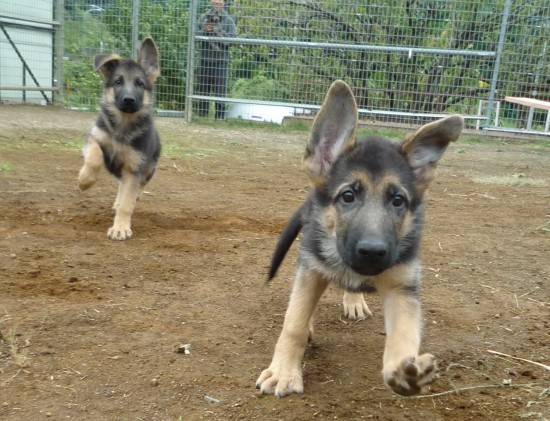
[1,0,549,134]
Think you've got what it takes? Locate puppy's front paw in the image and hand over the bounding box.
[78,166,97,191]
[107,224,133,241]
[343,292,372,320]
[383,353,438,396]
[256,367,304,398]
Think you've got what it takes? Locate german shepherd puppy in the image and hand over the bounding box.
[256,80,463,397]
[78,38,161,240]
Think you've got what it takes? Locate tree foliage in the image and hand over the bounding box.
[64,0,189,110]
[63,0,549,121]
[231,0,549,118]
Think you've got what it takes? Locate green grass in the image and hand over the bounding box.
[0,314,30,368]
[2,115,547,162]
[46,139,83,150]
[473,173,547,187]
[0,162,13,171]
[0,136,83,153]
[358,127,405,140]
[162,142,224,159]
[355,126,550,148]
[205,117,312,132]
[159,117,312,159]
[459,134,550,148]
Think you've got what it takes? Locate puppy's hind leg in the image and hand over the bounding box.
[107,172,140,240]
[78,139,104,191]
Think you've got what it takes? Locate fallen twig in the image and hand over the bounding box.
[0,190,48,194]
[487,350,550,371]
[526,297,549,308]
[405,382,539,399]
[446,192,497,200]
[1,368,22,387]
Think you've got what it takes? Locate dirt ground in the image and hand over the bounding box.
[0,105,548,420]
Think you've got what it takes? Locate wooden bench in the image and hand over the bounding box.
[504,96,550,132]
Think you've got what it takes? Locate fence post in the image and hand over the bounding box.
[484,0,512,133]
[185,0,198,123]
[54,0,64,106]
[131,0,140,59]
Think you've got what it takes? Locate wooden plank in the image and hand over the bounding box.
[504,96,550,111]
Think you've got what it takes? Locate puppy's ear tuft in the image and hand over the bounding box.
[303,80,358,185]
[94,54,121,79]
[402,115,463,195]
[138,38,160,82]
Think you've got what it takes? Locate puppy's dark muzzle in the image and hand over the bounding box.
[117,95,141,113]
[349,239,394,276]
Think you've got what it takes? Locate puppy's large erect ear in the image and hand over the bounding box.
[94,54,121,79]
[402,115,464,195]
[138,37,160,82]
[303,80,358,184]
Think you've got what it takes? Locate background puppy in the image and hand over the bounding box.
[257,80,463,397]
[78,38,161,240]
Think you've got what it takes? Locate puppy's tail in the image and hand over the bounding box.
[267,205,304,282]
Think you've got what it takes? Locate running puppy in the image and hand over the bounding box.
[257,80,463,397]
[78,38,161,240]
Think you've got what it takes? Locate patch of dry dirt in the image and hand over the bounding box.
[0,105,548,420]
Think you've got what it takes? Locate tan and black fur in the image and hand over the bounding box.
[78,38,161,240]
[256,80,463,397]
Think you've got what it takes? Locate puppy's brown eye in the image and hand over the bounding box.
[341,190,355,203]
[136,79,145,87]
[392,194,406,208]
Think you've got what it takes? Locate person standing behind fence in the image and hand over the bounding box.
[195,0,237,120]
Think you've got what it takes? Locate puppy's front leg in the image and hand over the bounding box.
[380,286,437,396]
[107,172,139,240]
[78,138,103,191]
[257,268,328,397]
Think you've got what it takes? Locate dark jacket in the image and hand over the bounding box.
[197,9,237,63]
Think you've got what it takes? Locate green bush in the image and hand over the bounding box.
[231,74,289,101]
[63,59,102,110]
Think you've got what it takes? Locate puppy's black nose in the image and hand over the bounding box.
[119,95,140,113]
[356,239,388,260]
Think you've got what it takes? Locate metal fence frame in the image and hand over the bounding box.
[188,34,498,124]
[1,0,549,136]
[183,0,522,132]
